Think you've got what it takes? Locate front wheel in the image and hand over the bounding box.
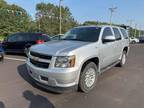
[79,62,98,93]
[24,47,30,56]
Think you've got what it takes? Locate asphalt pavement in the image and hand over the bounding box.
[0,44,144,108]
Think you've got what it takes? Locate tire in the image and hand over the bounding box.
[118,51,127,67]
[79,62,98,93]
[24,47,30,57]
[0,53,4,62]
[131,41,136,44]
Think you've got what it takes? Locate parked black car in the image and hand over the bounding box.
[139,36,144,43]
[0,43,4,61]
[2,32,51,54]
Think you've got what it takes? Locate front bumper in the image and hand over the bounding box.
[26,60,79,89]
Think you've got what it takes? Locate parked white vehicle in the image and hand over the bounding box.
[26,25,129,93]
[130,37,139,44]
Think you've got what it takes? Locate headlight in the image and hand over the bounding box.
[55,55,75,68]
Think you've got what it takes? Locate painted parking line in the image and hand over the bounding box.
[4,57,26,62]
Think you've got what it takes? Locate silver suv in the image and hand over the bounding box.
[26,25,129,93]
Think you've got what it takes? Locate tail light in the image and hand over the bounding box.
[36,40,44,44]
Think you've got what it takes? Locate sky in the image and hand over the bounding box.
[5,0,144,29]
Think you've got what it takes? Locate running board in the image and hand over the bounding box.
[100,61,120,74]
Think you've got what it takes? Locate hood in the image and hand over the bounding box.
[30,40,90,56]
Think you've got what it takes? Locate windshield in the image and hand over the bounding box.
[61,27,101,42]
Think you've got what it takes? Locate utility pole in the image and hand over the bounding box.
[134,24,137,37]
[127,19,134,37]
[139,25,141,37]
[35,12,42,32]
[59,0,63,35]
[109,6,117,26]
[127,19,134,27]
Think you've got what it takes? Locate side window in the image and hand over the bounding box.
[44,35,50,41]
[102,27,113,39]
[39,35,50,41]
[8,35,18,42]
[113,28,122,40]
[120,29,128,39]
[16,35,24,42]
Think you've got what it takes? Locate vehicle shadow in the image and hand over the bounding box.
[0,101,5,108]
[6,52,26,57]
[23,90,55,108]
[17,64,59,94]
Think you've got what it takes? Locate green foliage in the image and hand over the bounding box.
[36,3,78,35]
[0,0,31,37]
[0,0,143,38]
[0,35,4,41]
[82,21,144,37]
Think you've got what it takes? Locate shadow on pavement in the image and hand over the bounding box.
[23,90,55,108]
[17,64,36,86]
[17,64,59,94]
[0,101,5,108]
[6,52,26,57]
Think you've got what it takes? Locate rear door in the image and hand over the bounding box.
[112,27,123,61]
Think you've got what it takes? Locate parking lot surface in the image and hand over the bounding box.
[0,44,144,108]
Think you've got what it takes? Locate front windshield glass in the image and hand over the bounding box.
[61,27,101,42]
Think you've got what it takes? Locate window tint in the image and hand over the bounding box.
[102,27,113,39]
[113,28,121,40]
[39,35,50,41]
[8,35,18,42]
[23,33,38,41]
[8,34,24,42]
[62,27,101,42]
[8,33,49,42]
[120,29,128,39]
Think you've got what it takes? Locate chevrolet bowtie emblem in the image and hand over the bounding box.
[32,56,39,61]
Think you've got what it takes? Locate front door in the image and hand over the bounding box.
[99,27,116,69]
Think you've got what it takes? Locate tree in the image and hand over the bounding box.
[0,0,31,37]
[36,3,78,35]
[82,20,144,37]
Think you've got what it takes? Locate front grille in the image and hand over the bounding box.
[30,58,49,69]
[30,51,52,60]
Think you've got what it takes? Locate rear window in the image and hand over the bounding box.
[113,28,122,40]
[139,37,144,40]
[120,29,128,39]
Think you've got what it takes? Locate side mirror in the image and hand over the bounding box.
[103,36,116,43]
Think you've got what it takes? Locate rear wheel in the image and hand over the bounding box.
[131,41,136,44]
[118,51,127,67]
[0,53,4,61]
[79,62,98,93]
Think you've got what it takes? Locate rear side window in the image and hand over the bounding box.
[24,34,38,41]
[8,35,18,42]
[38,35,50,41]
[113,28,122,40]
[14,33,50,42]
[8,34,24,42]
[120,29,128,39]
[102,27,113,39]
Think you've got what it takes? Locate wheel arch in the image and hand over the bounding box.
[123,46,129,55]
[80,57,100,73]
